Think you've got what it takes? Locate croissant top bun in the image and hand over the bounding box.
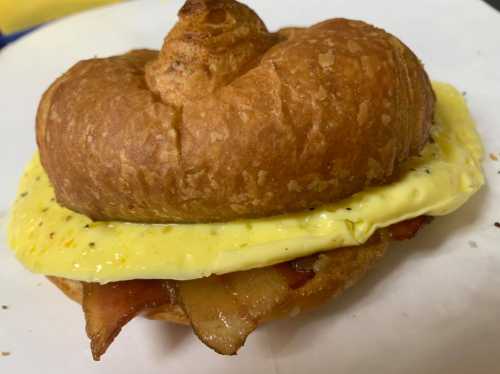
[36,0,435,223]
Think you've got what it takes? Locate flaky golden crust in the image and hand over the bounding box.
[146,0,281,107]
[37,0,435,223]
[48,236,387,327]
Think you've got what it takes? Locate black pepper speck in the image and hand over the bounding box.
[49,232,55,239]
[20,192,28,198]
[89,242,96,248]
[468,240,478,248]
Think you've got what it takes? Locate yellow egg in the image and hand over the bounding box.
[7,82,484,283]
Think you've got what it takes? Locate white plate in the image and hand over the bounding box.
[1,0,500,373]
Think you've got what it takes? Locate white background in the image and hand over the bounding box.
[1,0,499,373]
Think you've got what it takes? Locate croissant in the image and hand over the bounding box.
[12,0,460,360]
[36,0,434,223]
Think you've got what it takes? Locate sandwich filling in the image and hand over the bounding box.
[8,83,484,283]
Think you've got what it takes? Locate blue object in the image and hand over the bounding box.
[0,26,39,49]
[484,0,500,10]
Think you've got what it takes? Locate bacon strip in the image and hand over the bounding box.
[77,215,430,359]
[275,261,315,289]
[388,216,431,241]
[82,280,172,360]
[177,276,256,355]
[223,267,291,320]
[178,266,300,354]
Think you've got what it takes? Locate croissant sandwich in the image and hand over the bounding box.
[8,0,484,360]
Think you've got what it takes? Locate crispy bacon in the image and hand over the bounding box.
[223,267,290,321]
[73,215,430,359]
[177,276,256,355]
[388,216,431,241]
[275,261,315,289]
[82,280,172,360]
[177,267,294,354]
